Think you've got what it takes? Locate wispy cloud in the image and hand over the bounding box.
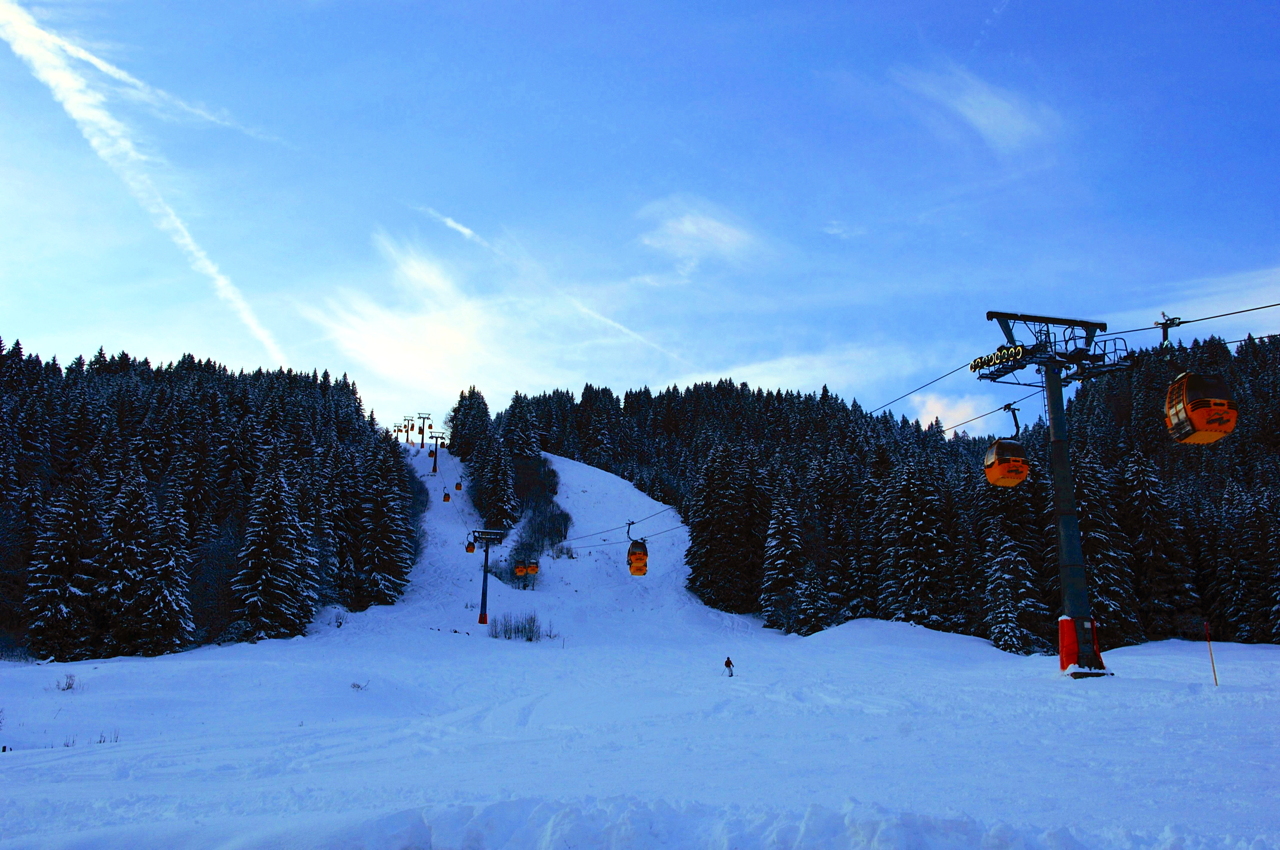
[638,196,754,276]
[893,65,1060,155]
[414,206,497,252]
[305,235,686,413]
[413,205,682,360]
[0,0,287,365]
[1102,265,1280,347]
[822,220,866,240]
[676,342,917,401]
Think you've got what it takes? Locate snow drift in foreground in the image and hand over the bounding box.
[1,450,1276,849]
[16,796,1271,850]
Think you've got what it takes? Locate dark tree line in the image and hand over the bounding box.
[498,336,1279,653]
[0,341,425,661]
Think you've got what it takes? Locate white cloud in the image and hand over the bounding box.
[0,0,287,365]
[676,343,917,400]
[822,220,866,240]
[911,392,999,433]
[638,196,753,275]
[893,65,1060,155]
[304,236,686,417]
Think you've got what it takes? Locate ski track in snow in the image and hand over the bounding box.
[0,449,1277,848]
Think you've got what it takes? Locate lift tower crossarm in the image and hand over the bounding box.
[985,311,1107,334]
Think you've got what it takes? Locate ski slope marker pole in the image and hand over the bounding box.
[1204,621,1219,687]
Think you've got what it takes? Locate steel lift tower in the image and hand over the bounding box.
[973,312,1130,677]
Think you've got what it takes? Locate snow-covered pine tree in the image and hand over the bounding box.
[231,467,318,640]
[356,435,416,606]
[983,526,1049,654]
[877,456,951,629]
[99,473,192,652]
[501,392,542,459]
[760,493,804,631]
[1073,449,1143,648]
[1116,455,1199,638]
[791,558,833,636]
[24,478,105,661]
[100,475,193,655]
[1221,488,1275,642]
[445,387,491,462]
[475,428,520,530]
[684,442,766,614]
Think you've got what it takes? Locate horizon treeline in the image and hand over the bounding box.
[0,341,425,661]
[485,335,1279,653]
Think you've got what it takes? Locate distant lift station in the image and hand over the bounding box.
[974,311,1132,678]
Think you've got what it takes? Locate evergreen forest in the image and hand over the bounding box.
[462,335,1280,654]
[0,341,426,661]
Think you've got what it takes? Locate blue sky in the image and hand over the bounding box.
[2,0,1277,431]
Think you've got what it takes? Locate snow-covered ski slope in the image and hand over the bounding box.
[1,449,1277,849]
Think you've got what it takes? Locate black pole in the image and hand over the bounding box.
[479,541,491,625]
[431,433,440,475]
[1044,364,1106,675]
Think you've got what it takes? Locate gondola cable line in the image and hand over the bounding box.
[559,505,676,544]
[1096,300,1280,339]
[865,300,1280,420]
[941,389,1042,435]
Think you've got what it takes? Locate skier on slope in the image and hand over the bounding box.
[724,657,734,677]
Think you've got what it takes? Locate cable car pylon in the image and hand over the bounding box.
[625,521,648,576]
[973,311,1130,678]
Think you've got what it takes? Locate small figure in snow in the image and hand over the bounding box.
[724,657,734,677]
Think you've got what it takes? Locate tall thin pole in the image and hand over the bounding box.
[417,413,431,449]
[479,541,491,626]
[1205,621,1219,686]
[431,432,441,475]
[1044,364,1106,675]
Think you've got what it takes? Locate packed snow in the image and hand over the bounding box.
[0,449,1276,849]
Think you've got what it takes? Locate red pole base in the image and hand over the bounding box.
[478,614,488,625]
[1058,616,1109,678]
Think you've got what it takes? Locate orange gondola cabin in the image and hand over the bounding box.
[1165,372,1238,445]
[627,540,648,576]
[514,562,527,577]
[526,561,539,576]
[983,440,1029,487]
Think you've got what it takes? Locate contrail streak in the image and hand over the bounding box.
[418,205,686,364]
[0,0,288,365]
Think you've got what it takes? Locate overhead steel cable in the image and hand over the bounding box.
[571,524,686,548]
[1098,300,1280,338]
[558,505,676,544]
[867,361,971,415]
[941,389,1042,435]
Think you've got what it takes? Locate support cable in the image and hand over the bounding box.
[559,505,676,544]
[941,389,1042,435]
[867,362,970,414]
[571,524,686,548]
[1098,300,1280,338]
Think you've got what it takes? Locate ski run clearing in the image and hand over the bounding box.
[1,449,1276,849]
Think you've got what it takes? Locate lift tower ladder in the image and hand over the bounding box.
[974,311,1131,678]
